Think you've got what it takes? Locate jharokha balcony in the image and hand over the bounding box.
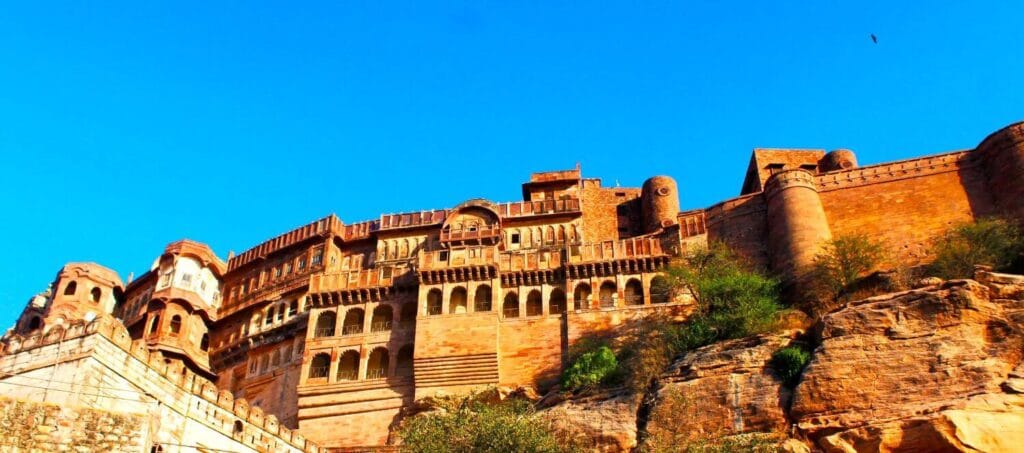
[307,268,406,306]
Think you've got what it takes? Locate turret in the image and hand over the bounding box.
[819,149,858,172]
[977,122,1024,222]
[764,169,832,285]
[641,176,680,233]
[46,263,124,326]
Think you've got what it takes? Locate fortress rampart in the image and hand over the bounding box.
[2,121,1023,449]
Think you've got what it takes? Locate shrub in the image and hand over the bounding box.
[770,345,811,387]
[929,217,1024,279]
[812,234,884,300]
[399,394,574,453]
[560,345,618,391]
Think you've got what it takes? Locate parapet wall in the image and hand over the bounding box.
[0,318,325,453]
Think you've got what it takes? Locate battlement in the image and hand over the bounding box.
[228,215,344,272]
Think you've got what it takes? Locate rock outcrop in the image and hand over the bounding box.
[542,390,642,452]
[791,272,1024,452]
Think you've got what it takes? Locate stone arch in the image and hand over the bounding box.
[169,315,182,336]
[625,279,644,305]
[503,292,519,318]
[450,287,468,314]
[574,283,592,310]
[545,226,555,244]
[343,308,364,335]
[599,281,617,308]
[27,316,42,331]
[474,285,492,312]
[308,353,330,379]
[396,345,414,377]
[557,225,566,242]
[367,347,389,379]
[90,287,102,303]
[149,314,162,335]
[337,350,359,381]
[650,276,671,304]
[64,281,77,296]
[550,288,567,314]
[314,311,336,337]
[371,305,393,332]
[526,290,543,316]
[427,289,443,315]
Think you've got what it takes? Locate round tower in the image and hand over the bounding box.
[47,263,124,325]
[977,122,1024,222]
[819,149,858,172]
[641,176,680,233]
[764,169,832,284]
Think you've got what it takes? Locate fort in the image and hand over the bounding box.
[1,121,1022,450]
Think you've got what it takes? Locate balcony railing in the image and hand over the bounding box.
[503,308,520,318]
[497,198,581,218]
[568,237,666,264]
[370,321,392,332]
[624,294,644,305]
[420,246,497,270]
[427,304,442,316]
[599,296,615,308]
[308,366,329,379]
[342,324,363,335]
[366,369,386,380]
[440,224,501,242]
[309,269,396,293]
[313,327,334,338]
[336,370,357,381]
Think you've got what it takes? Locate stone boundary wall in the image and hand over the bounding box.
[0,398,147,452]
[0,317,325,453]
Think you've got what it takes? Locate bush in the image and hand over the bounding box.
[930,217,1024,279]
[770,345,811,387]
[399,394,574,453]
[812,234,884,300]
[560,345,618,391]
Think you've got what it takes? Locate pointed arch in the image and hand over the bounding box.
[427,288,443,315]
[574,283,591,310]
[64,281,77,296]
[314,311,336,338]
[337,350,359,381]
[625,279,644,305]
[526,290,543,316]
[367,347,389,379]
[474,285,492,312]
[343,308,364,335]
[371,305,393,332]
[599,281,617,308]
[450,287,468,314]
[503,292,519,318]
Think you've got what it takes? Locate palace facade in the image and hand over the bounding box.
[3,121,1023,450]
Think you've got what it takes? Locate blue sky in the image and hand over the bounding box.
[1,1,1022,327]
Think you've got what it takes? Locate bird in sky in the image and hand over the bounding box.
[870,34,878,44]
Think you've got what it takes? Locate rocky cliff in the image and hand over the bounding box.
[540,270,1024,452]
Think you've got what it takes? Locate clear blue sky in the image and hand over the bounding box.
[1,1,1022,328]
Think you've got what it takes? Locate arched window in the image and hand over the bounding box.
[574,283,592,310]
[90,287,102,303]
[474,285,492,312]
[599,281,617,308]
[503,293,519,318]
[233,420,244,436]
[149,315,161,335]
[449,287,468,314]
[366,348,389,379]
[64,281,77,296]
[371,306,393,332]
[169,315,182,335]
[545,226,555,244]
[28,316,42,331]
[401,301,417,325]
[650,276,671,304]
[625,279,644,305]
[337,350,359,381]
[427,289,443,315]
[342,308,364,335]
[308,353,330,380]
[400,239,409,258]
[557,225,566,242]
[550,289,567,314]
[314,311,336,338]
[200,333,209,351]
[396,345,414,377]
[526,290,543,316]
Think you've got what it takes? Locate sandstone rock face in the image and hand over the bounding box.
[541,390,641,452]
[645,332,798,446]
[792,273,1024,452]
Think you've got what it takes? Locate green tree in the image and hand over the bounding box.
[812,234,884,300]
[560,345,618,391]
[930,217,1024,279]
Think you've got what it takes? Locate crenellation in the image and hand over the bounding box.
[3,121,1024,449]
